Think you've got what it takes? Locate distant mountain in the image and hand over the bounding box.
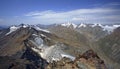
[60,22,77,29]
[47,23,120,41]
[35,22,120,33]
[76,24,108,40]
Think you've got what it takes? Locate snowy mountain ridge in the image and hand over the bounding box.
[60,22,120,32]
[61,22,77,28]
[5,23,120,36]
[5,24,50,36]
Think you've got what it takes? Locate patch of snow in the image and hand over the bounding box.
[31,41,75,63]
[61,54,75,61]
[61,22,71,27]
[103,25,120,32]
[34,26,50,33]
[72,23,77,28]
[78,23,86,28]
[91,23,102,27]
[34,37,43,46]
[6,26,20,35]
[23,25,28,28]
[19,24,29,28]
[103,25,113,32]
[91,24,120,32]
[40,34,51,40]
[32,34,38,36]
[32,45,58,62]
[40,34,46,37]
[61,22,77,28]
[113,25,120,28]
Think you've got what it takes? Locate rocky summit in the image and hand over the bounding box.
[0,23,120,69]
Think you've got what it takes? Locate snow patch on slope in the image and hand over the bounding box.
[22,24,28,28]
[32,45,75,63]
[40,34,46,37]
[6,26,20,35]
[34,26,50,33]
[31,36,75,63]
[61,54,75,61]
[32,34,38,36]
[34,37,43,46]
[6,24,29,35]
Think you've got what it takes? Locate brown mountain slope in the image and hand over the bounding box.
[94,27,120,69]
[48,26,91,55]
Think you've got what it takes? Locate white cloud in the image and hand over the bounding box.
[23,8,120,24]
[1,7,120,26]
[25,10,56,16]
[72,17,86,21]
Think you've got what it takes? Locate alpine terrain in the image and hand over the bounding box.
[0,23,120,69]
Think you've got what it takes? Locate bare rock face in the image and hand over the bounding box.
[0,26,49,69]
[46,57,76,69]
[46,50,106,69]
[0,27,32,56]
[48,25,89,47]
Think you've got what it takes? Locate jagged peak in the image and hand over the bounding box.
[91,23,102,27]
[77,23,120,32]
[19,24,29,28]
[61,22,77,28]
[78,23,86,28]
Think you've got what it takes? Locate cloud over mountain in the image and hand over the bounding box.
[23,8,120,24]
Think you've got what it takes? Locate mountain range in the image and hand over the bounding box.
[0,23,120,69]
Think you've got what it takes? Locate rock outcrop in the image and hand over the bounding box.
[46,50,106,69]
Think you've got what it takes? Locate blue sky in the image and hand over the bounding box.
[0,0,120,25]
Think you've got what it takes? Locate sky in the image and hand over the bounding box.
[0,0,120,26]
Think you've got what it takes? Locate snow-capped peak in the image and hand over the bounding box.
[22,24,28,28]
[91,23,102,27]
[78,23,86,28]
[19,24,29,28]
[61,22,77,28]
[6,24,30,35]
[102,24,120,32]
[91,23,120,32]
[6,25,20,35]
